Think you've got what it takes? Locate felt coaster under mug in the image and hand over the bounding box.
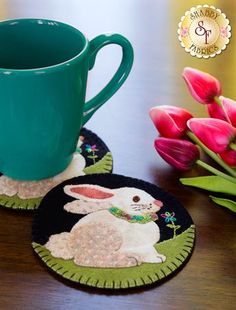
[32,174,195,289]
[0,128,113,210]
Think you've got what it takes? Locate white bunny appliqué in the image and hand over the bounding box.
[45,184,166,268]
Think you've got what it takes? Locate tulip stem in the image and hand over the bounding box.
[230,143,236,152]
[214,96,232,125]
[196,160,236,184]
[187,131,236,177]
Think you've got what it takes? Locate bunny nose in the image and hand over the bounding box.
[153,200,163,207]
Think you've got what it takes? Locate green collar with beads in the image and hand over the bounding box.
[109,207,158,224]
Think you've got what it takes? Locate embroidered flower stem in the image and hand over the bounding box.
[161,212,181,238]
[85,144,98,164]
[166,220,180,238]
[89,150,98,164]
[170,221,178,238]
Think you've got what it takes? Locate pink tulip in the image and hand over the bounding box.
[149,105,192,138]
[187,118,236,153]
[207,96,236,127]
[154,137,200,171]
[220,149,236,167]
[182,67,221,104]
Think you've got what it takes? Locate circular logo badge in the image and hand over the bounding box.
[178,5,231,58]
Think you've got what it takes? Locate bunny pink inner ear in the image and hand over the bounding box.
[70,186,114,199]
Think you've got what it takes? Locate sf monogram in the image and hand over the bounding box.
[195,21,211,45]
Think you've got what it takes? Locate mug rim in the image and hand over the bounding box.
[0,18,89,74]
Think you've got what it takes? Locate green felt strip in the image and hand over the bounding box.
[180,175,236,195]
[210,196,236,213]
[32,225,195,289]
[83,152,113,174]
[109,206,157,223]
[0,194,41,210]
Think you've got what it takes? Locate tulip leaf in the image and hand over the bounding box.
[209,195,236,213]
[180,175,236,195]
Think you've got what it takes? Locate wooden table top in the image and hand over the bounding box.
[0,1,235,309]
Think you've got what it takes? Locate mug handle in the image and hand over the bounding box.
[82,33,134,125]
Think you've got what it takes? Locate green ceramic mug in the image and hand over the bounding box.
[0,18,133,180]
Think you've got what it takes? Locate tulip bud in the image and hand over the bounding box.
[182,67,221,104]
[154,137,200,171]
[149,105,192,138]
[207,96,236,127]
[220,149,236,167]
[187,118,236,153]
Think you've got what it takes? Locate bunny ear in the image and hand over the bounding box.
[64,184,114,201]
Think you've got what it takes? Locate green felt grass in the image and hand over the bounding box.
[0,152,113,211]
[0,194,41,210]
[32,225,195,289]
[83,152,113,175]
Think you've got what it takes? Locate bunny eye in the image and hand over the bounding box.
[133,195,140,203]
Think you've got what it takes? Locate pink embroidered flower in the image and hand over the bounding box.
[85,144,98,153]
[187,118,236,153]
[149,105,192,138]
[154,137,200,171]
[182,67,222,104]
[161,212,176,223]
[161,211,180,238]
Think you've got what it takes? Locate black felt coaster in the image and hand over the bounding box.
[32,173,195,289]
[0,128,113,210]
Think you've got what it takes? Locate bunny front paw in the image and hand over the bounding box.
[141,250,166,264]
[156,253,166,263]
[143,255,166,263]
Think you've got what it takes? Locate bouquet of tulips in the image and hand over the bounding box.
[150,67,236,213]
